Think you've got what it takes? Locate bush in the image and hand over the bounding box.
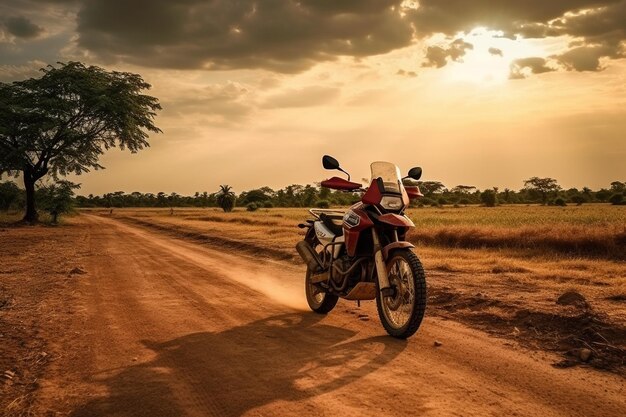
[609,193,624,205]
[459,198,471,206]
[437,197,448,205]
[263,201,274,208]
[37,180,80,223]
[570,195,586,206]
[316,200,330,209]
[246,202,259,211]
[554,197,567,206]
[480,190,497,207]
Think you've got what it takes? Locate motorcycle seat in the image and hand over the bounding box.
[319,213,344,236]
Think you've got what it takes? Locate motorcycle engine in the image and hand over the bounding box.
[332,255,362,285]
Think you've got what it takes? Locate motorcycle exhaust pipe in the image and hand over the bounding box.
[296,240,323,272]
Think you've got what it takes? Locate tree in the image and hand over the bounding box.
[0,62,161,222]
[417,181,446,196]
[216,185,236,212]
[609,193,624,205]
[37,180,79,224]
[523,177,561,205]
[480,189,497,207]
[610,181,625,193]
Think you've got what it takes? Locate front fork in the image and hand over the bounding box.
[372,230,391,293]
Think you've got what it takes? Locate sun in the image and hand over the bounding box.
[441,27,554,85]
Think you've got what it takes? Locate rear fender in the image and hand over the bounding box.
[382,241,414,260]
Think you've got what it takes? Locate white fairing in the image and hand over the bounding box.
[314,221,345,259]
[314,222,335,245]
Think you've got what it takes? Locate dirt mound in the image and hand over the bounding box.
[556,290,589,309]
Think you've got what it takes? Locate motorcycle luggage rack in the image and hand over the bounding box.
[308,208,345,219]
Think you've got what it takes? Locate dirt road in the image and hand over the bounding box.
[29,215,625,416]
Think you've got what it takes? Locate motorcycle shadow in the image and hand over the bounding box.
[70,312,408,417]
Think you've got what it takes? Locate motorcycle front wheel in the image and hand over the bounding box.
[305,268,339,314]
[376,249,427,338]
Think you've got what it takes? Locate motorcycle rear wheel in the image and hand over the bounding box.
[305,269,339,314]
[376,249,427,339]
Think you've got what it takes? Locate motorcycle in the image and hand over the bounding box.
[296,155,426,338]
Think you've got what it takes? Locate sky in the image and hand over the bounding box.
[1,0,625,195]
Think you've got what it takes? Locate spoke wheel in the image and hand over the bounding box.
[305,268,339,314]
[376,249,427,338]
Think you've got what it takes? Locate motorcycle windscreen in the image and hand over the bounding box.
[370,161,403,194]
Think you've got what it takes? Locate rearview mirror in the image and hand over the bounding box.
[407,167,422,181]
[322,155,340,170]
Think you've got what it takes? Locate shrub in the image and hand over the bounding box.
[459,198,471,206]
[570,195,586,206]
[437,197,448,205]
[480,190,497,207]
[609,193,624,205]
[316,200,330,209]
[263,201,274,208]
[246,202,259,212]
[554,197,567,206]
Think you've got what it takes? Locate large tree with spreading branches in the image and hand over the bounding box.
[0,62,161,222]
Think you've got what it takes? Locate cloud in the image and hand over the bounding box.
[74,0,415,72]
[396,69,417,77]
[162,81,254,126]
[509,57,556,79]
[488,47,503,57]
[0,59,45,81]
[422,38,473,68]
[1,0,626,77]
[262,86,339,109]
[2,16,43,39]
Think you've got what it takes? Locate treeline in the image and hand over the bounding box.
[1,178,625,212]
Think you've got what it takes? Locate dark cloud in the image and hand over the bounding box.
[488,47,503,57]
[75,0,414,72]
[2,16,43,38]
[1,0,626,77]
[409,0,619,38]
[509,57,555,79]
[554,45,616,71]
[422,39,473,68]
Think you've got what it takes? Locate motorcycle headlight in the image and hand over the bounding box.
[380,195,404,211]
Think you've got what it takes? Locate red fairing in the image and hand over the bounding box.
[344,203,374,257]
[321,177,361,191]
[405,186,423,199]
[378,213,415,228]
[361,179,382,205]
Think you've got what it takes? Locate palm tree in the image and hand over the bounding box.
[216,185,236,212]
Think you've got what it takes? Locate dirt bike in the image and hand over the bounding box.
[296,155,426,338]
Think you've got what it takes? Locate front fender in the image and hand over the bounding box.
[382,241,415,260]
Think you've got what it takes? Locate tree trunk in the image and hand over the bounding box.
[23,167,48,223]
[23,169,40,223]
